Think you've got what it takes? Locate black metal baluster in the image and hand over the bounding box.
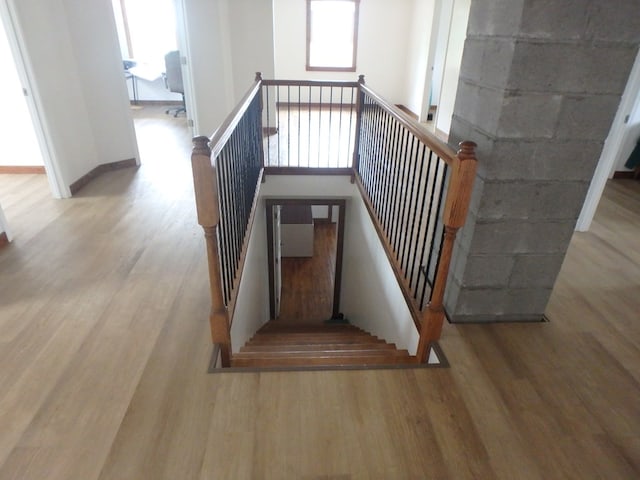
[338,87,344,167]
[414,150,435,300]
[265,86,271,166]
[287,85,291,166]
[276,86,281,166]
[398,134,417,271]
[348,87,355,168]
[392,129,411,254]
[419,158,445,306]
[407,144,428,292]
[318,86,323,167]
[298,85,301,166]
[308,85,312,166]
[372,104,387,213]
[382,115,401,234]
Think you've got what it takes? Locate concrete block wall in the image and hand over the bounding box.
[445,0,640,322]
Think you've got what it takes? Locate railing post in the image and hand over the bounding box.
[416,141,478,362]
[351,74,366,182]
[191,136,232,367]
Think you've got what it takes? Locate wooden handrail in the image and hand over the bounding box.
[209,72,263,158]
[416,141,478,362]
[191,136,232,367]
[359,84,458,166]
[262,79,360,88]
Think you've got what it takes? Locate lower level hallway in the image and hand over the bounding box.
[278,222,337,324]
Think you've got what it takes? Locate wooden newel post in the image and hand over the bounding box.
[351,74,366,181]
[416,140,478,362]
[191,135,232,367]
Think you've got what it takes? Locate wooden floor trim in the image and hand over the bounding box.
[613,170,639,179]
[0,165,46,174]
[69,158,138,195]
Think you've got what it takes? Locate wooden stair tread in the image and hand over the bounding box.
[245,335,387,345]
[232,354,417,368]
[234,321,415,369]
[234,349,410,359]
[258,323,363,333]
[240,342,397,353]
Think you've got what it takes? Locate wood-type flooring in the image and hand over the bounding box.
[0,105,638,479]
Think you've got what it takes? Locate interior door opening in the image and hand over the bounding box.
[266,199,346,324]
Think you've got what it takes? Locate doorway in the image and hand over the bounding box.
[0,1,64,198]
[110,0,195,135]
[266,199,346,323]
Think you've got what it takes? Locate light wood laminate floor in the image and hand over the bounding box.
[0,107,639,478]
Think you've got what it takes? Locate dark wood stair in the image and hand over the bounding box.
[232,322,418,368]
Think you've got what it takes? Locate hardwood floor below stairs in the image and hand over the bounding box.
[233,322,417,368]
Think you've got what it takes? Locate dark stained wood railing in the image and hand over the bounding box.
[192,73,477,366]
[191,74,264,367]
[354,82,477,363]
[261,79,359,169]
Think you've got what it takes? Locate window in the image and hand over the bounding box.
[306,0,359,72]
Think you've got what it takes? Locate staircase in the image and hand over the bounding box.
[232,322,417,368]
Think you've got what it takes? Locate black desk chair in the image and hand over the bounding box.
[164,51,186,117]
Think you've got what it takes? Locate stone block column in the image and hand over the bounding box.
[445,0,640,322]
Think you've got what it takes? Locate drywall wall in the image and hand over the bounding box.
[273,0,414,104]
[182,0,234,136]
[9,0,138,190]
[0,19,43,167]
[63,0,139,167]
[404,0,436,117]
[230,196,271,352]
[435,0,470,135]
[227,0,275,102]
[340,192,419,355]
[0,203,10,242]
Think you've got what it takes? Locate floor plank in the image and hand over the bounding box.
[0,105,638,478]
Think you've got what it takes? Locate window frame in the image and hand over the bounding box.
[305,0,360,72]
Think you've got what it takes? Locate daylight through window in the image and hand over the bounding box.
[306,0,359,71]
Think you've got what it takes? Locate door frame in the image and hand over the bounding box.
[0,0,68,198]
[577,48,640,231]
[265,198,346,321]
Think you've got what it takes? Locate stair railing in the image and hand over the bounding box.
[192,73,477,366]
[353,80,477,362]
[191,73,264,367]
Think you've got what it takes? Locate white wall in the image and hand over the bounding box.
[0,203,10,242]
[182,0,234,136]
[273,0,414,104]
[0,18,43,167]
[9,0,138,191]
[404,0,436,117]
[230,197,271,352]
[227,0,275,102]
[340,192,419,354]
[435,0,470,135]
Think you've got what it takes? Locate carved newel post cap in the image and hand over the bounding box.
[192,136,211,156]
[255,71,263,81]
[358,74,365,84]
[457,141,477,160]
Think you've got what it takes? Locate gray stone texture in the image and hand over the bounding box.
[447,0,640,322]
[509,254,566,288]
[556,95,622,140]
[507,43,637,95]
[496,93,562,138]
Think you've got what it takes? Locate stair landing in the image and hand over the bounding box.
[232,322,418,369]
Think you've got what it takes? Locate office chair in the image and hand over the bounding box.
[164,50,186,117]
